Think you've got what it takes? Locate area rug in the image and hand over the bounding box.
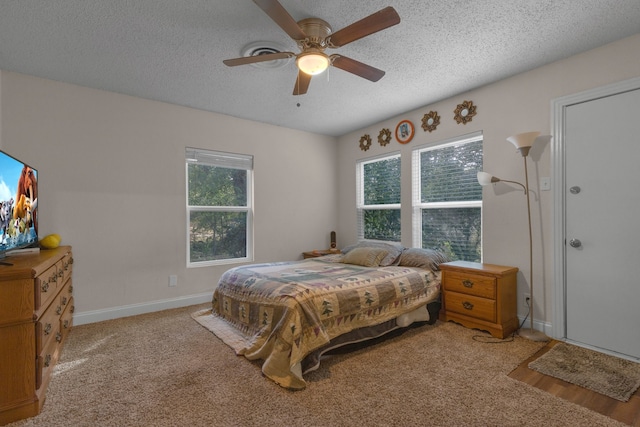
[528,342,640,401]
[191,308,250,354]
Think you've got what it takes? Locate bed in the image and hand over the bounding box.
[193,241,448,389]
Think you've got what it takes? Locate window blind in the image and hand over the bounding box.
[185,147,253,170]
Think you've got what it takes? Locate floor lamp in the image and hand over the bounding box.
[477,131,549,342]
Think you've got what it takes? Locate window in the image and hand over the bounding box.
[357,153,401,241]
[186,148,253,266]
[412,133,483,262]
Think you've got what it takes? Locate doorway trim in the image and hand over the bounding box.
[552,76,640,340]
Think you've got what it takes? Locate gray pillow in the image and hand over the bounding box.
[341,247,389,267]
[341,240,404,266]
[398,248,450,271]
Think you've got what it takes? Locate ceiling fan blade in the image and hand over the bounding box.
[331,55,385,82]
[223,51,295,67]
[293,70,311,95]
[327,6,400,48]
[253,0,307,41]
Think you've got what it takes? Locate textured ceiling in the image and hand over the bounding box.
[1,1,639,137]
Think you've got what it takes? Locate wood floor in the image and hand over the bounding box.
[509,340,640,426]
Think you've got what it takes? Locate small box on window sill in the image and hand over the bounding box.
[302,248,341,259]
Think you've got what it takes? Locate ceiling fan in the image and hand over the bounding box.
[223,0,401,95]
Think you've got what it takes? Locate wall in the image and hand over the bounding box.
[336,34,640,333]
[0,72,338,323]
[2,34,638,329]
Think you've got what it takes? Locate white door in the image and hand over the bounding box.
[564,87,640,360]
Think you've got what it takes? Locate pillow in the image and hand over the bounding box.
[398,248,450,271]
[341,247,389,267]
[341,240,404,266]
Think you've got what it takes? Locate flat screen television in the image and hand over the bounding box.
[0,149,38,262]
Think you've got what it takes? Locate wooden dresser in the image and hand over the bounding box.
[440,261,517,339]
[0,246,74,426]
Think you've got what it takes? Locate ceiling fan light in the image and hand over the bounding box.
[297,52,329,75]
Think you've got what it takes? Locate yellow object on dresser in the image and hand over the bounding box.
[0,246,74,426]
[440,261,518,339]
[39,234,62,249]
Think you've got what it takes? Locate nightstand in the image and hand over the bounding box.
[302,249,341,259]
[440,261,518,339]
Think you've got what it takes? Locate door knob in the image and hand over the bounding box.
[569,239,582,248]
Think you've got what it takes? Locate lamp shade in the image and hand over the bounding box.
[296,51,329,75]
[477,171,496,186]
[507,131,540,156]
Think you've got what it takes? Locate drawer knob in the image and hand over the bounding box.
[44,354,52,367]
[56,332,62,343]
[462,279,474,288]
[44,323,52,335]
[62,296,68,306]
[56,305,62,315]
[63,320,70,329]
[462,301,474,310]
[41,282,49,292]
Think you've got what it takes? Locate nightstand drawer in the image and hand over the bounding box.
[444,272,496,299]
[445,292,496,323]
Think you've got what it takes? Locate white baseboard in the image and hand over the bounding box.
[72,292,212,326]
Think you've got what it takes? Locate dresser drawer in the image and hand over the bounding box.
[445,291,496,323]
[57,279,73,315]
[36,301,61,356]
[36,326,62,391]
[60,297,74,343]
[59,253,74,287]
[34,263,59,312]
[444,271,496,299]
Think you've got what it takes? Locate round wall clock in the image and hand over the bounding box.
[395,120,415,144]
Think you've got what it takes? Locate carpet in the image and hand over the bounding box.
[528,342,640,402]
[6,304,626,427]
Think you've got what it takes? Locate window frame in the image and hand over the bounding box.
[411,132,483,259]
[185,147,254,268]
[356,152,402,241]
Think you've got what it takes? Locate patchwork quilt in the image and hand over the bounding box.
[206,257,440,389]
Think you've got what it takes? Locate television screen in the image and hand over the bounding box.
[0,150,38,255]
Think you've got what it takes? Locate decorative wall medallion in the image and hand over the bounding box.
[421,111,440,132]
[378,128,392,146]
[359,134,372,151]
[454,100,477,124]
[395,120,415,144]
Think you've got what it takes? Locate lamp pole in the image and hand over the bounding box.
[478,132,551,341]
[516,146,548,342]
